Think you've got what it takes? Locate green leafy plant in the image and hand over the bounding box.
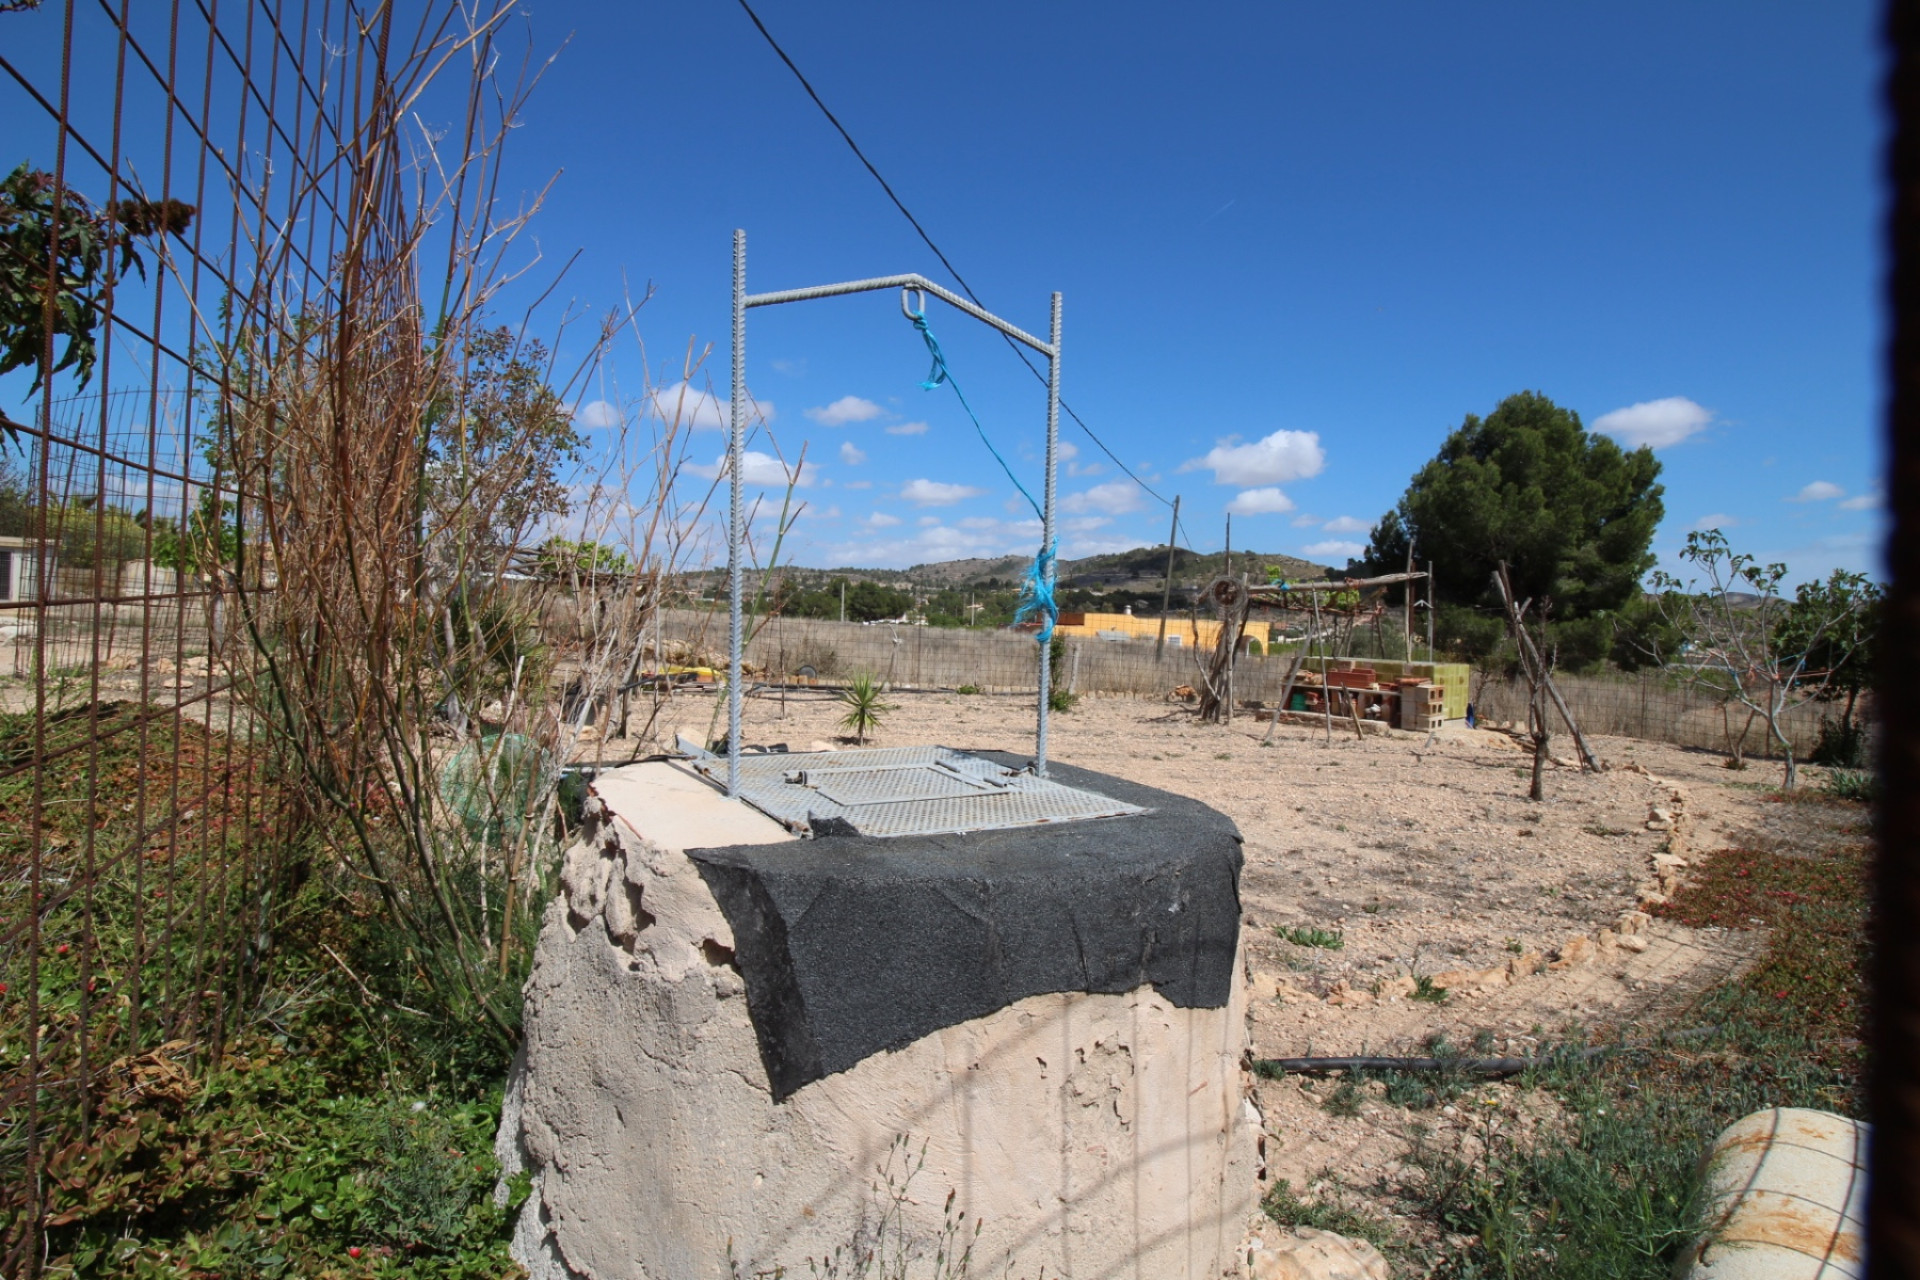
[1319,1079,1364,1118]
[1411,975,1449,1003]
[838,672,892,745]
[0,162,194,417]
[1262,1178,1391,1250]
[955,683,980,695]
[1275,925,1345,950]
[1822,768,1876,802]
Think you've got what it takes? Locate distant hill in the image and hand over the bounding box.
[682,545,1334,595]
[1054,546,1330,591]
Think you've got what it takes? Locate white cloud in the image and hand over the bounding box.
[649,381,773,431]
[1592,396,1713,449]
[839,441,867,465]
[886,421,930,436]
[1062,516,1112,533]
[818,505,842,519]
[1690,513,1739,531]
[1067,535,1149,557]
[1789,481,1845,503]
[1061,481,1145,515]
[1320,515,1371,534]
[573,398,622,429]
[903,478,985,506]
[806,395,884,426]
[1224,487,1295,515]
[1300,539,1364,560]
[770,357,807,376]
[1291,514,1322,528]
[1061,439,1104,478]
[844,480,873,490]
[1839,491,1882,511]
[1180,429,1326,486]
[686,450,812,487]
[866,511,901,528]
[821,516,1047,568]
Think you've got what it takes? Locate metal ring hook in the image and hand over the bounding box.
[901,286,927,321]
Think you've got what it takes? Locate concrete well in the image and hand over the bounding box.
[498,750,1260,1279]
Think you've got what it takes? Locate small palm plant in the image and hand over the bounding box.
[838,672,892,745]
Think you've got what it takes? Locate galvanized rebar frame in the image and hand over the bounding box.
[726,232,1062,794]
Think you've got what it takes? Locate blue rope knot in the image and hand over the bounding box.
[909,309,952,392]
[1015,539,1058,645]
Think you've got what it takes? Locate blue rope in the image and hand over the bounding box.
[1014,539,1059,644]
[905,303,1054,643]
[908,308,1044,523]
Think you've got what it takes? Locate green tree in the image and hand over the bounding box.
[0,454,28,535]
[1775,568,1881,753]
[151,488,239,575]
[781,577,913,623]
[535,537,631,580]
[1653,531,1875,790]
[1354,391,1665,628]
[423,327,581,542]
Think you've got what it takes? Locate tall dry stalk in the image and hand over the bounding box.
[203,4,701,1043]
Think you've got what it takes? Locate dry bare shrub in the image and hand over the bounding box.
[204,2,710,1042]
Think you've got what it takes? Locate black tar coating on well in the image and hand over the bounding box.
[688,752,1244,1101]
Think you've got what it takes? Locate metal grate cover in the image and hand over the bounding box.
[688,745,1148,839]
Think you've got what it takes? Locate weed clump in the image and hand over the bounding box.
[1275,925,1345,950]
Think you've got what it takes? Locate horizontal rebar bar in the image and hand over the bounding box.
[745,272,1055,357]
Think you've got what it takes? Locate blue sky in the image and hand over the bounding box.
[516,0,1886,581]
[3,2,1887,583]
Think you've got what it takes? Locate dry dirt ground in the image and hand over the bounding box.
[592,686,1818,1237]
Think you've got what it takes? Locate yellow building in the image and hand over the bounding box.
[1054,610,1226,650]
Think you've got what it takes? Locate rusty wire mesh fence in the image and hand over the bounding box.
[0,3,413,1268]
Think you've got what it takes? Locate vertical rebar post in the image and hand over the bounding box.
[728,230,746,798]
[1036,292,1062,776]
[1155,494,1180,658]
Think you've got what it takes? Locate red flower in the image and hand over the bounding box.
[348,1246,362,1258]
[56,944,69,956]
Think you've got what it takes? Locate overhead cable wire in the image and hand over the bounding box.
[732,0,1173,509]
